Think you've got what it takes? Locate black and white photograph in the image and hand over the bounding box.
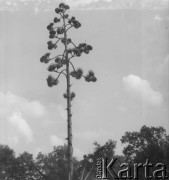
[0,0,169,179]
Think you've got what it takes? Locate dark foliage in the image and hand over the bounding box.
[121,125,169,179]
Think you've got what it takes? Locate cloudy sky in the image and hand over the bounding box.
[0,0,169,159]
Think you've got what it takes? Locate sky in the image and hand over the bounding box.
[0,0,169,160]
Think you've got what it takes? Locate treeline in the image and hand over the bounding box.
[0,125,169,180]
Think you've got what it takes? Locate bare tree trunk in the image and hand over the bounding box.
[63,14,73,180]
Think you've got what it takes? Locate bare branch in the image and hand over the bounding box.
[30,161,49,180]
[69,61,76,72]
[62,23,71,29]
[70,41,77,48]
[49,54,63,61]
[54,35,63,40]
[62,50,66,60]
[55,69,67,79]
[84,166,93,180]
[68,55,75,61]
[66,25,73,33]
[55,38,61,45]
[80,164,86,180]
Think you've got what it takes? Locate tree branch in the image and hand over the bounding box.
[54,35,63,40]
[69,61,76,72]
[49,54,63,60]
[68,55,75,61]
[66,25,73,33]
[55,38,61,45]
[80,164,86,180]
[62,50,66,60]
[70,41,77,48]
[62,24,71,29]
[84,166,93,180]
[55,69,67,79]
[30,161,49,180]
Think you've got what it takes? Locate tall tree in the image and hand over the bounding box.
[0,145,19,179]
[121,125,169,179]
[0,145,37,179]
[35,145,80,180]
[79,140,121,180]
[15,152,36,180]
[35,145,68,180]
[40,3,97,180]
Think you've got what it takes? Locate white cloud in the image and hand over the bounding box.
[123,74,163,106]
[21,100,46,117]
[50,135,65,146]
[154,15,162,21]
[0,92,46,117]
[0,91,47,143]
[9,112,33,142]
[0,135,19,148]
[0,91,68,151]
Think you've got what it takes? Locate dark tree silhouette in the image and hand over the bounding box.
[0,145,16,179]
[40,3,97,180]
[15,152,36,180]
[0,146,37,179]
[79,140,124,180]
[121,125,169,179]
